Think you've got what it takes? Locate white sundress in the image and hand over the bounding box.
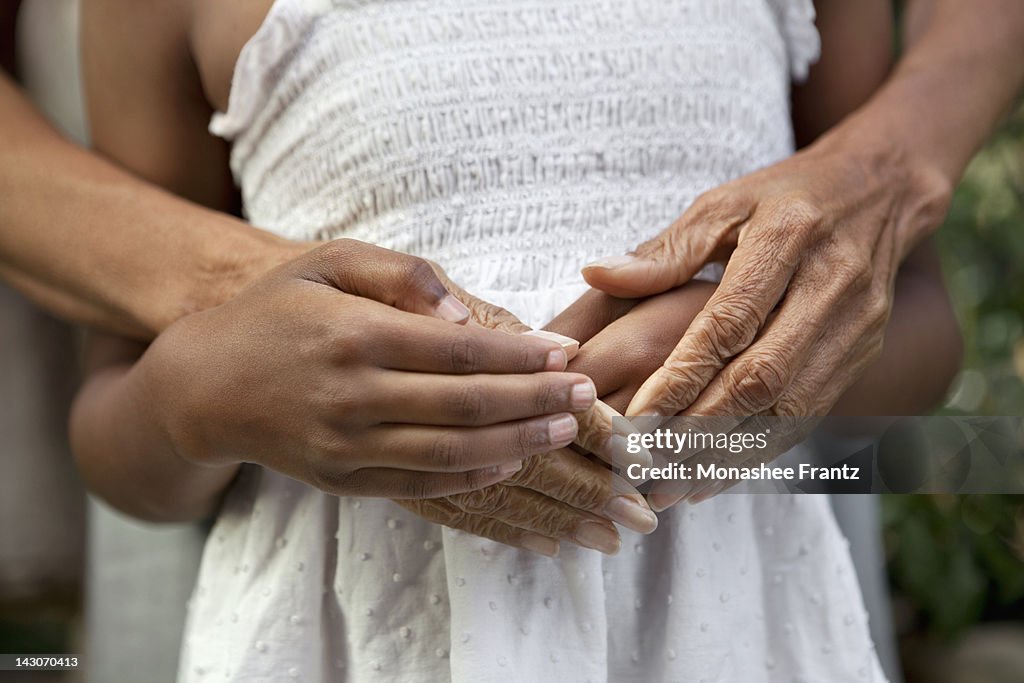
[180,1,888,681]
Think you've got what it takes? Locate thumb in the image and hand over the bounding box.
[582,196,744,297]
[581,233,713,298]
[301,239,471,322]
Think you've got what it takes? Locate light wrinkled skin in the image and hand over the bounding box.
[583,141,952,420]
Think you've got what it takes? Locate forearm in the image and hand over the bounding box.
[817,0,1024,235]
[69,335,239,522]
[0,73,305,338]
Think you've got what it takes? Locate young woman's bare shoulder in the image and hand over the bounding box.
[189,0,276,112]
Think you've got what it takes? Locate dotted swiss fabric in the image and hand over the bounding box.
[180,1,887,681]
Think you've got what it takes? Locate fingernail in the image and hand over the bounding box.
[498,460,523,477]
[583,255,639,271]
[575,522,621,555]
[520,534,559,556]
[625,384,664,418]
[689,482,725,505]
[606,433,653,469]
[435,294,470,323]
[605,496,659,533]
[648,493,684,512]
[548,414,578,445]
[544,348,568,371]
[570,380,597,411]
[523,330,580,360]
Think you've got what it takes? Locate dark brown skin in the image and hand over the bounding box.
[71,240,602,519]
[71,0,965,555]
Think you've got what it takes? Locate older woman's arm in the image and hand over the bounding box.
[581,0,1024,417]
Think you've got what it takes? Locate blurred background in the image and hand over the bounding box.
[1,2,1022,682]
[887,101,1024,682]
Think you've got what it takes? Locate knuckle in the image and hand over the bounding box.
[315,429,356,464]
[700,304,760,357]
[473,302,499,328]
[576,402,614,450]
[400,474,433,499]
[309,465,358,497]
[401,257,442,297]
[572,403,604,438]
[866,291,892,328]
[772,395,806,418]
[834,254,874,293]
[429,433,468,471]
[449,383,489,424]
[456,485,511,515]
[328,327,366,363]
[694,188,750,224]
[777,195,824,234]
[556,473,608,510]
[477,301,526,334]
[532,378,563,415]
[509,338,540,373]
[733,354,790,412]
[447,335,480,374]
[536,507,585,538]
[322,383,363,421]
[317,239,352,267]
[511,419,544,455]
[633,232,672,260]
[686,191,717,219]
[460,468,501,494]
[511,453,545,485]
[656,361,705,410]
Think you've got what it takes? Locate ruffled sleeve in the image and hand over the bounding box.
[209,0,331,141]
[767,0,821,82]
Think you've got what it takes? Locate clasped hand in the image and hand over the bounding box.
[154,240,669,555]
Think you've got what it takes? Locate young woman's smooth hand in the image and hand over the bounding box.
[144,240,597,500]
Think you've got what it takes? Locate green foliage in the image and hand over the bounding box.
[884,494,1024,638]
[938,103,1024,415]
[883,103,1024,640]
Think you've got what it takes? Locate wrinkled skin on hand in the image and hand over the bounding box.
[396,268,666,555]
[396,450,645,556]
[582,142,952,419]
